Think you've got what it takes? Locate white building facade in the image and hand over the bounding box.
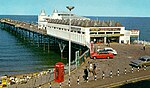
[38,10,139,48]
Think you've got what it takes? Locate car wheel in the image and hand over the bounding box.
[107,57,110,59]
[94,57,96,59]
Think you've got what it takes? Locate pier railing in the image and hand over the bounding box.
[0,18,47,35]
[79,49,90,65]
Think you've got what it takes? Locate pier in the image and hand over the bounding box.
[0,18,149,88]
[0,18,89,60]
[0,17,90,88]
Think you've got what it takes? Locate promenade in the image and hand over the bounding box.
[64,69,150,88]
[41,43,150,88]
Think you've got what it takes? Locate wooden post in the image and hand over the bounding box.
[43,36,46,51]
[37,34,40,47]
[48,36,50,53]
[32,32,35,45]
[29,31,31,43]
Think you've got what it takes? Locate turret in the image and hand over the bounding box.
[38,9,48,29]
[40,9,46,16]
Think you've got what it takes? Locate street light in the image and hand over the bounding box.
[66,6,74,76]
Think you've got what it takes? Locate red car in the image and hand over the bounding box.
[91,51,114,59]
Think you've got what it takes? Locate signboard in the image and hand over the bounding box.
[90,28,121,31]
[130,30,139,35]
[90,34,124,37]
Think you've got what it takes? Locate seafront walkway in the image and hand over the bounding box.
[41,60,150,88]
[63,69,150,88]
[41,44,150,88]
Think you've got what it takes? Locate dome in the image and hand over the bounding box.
[40,9,46,16]
[53,9,58,13]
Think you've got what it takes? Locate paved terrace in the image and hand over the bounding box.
[41,43,150,88]
[0,18,47,35]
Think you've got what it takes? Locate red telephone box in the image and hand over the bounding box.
[54,62,64,83]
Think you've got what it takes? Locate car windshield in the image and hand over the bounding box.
[106,49,113,51]
[139,58,146,61]
[101,52,108,54]
[98,50,104,52]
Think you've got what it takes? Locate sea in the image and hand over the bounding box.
[0,15,150,87]
[0,15,67,76]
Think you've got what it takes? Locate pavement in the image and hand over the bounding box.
[63,68,150,88]
[41,44,150,88]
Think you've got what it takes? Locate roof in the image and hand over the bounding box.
[47,19,123,27]
[140,56,150,59]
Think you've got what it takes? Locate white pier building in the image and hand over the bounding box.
[38,10,140,48]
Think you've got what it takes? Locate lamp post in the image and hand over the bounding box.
[66,6,74,76]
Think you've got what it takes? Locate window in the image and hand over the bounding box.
[105,49,113,51]
[78,31,81,33]
[139,58,146,61]
[106,32,112,34]
[114,32,120,34]
[147,59,150,61]
[98,32,105,34]
[90,32,97,34]
[64,29,67,31]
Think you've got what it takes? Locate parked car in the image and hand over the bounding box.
[130,56,150,67]
[97,49,106,53]
[103,47,117,55]
[91,51,114,59]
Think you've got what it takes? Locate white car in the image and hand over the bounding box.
[103,47,117,55]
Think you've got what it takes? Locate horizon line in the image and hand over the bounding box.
[0,14,150,18]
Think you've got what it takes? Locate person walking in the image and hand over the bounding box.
[143,44,146,50]
[89,62,93,76]
[93,64,97,76]
[83,66,88,81]
[108,39,110,46]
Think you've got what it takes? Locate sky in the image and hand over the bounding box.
[0,0,150,17]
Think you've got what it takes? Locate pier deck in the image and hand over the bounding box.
[0,18,47,35]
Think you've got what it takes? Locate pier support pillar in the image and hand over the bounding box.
[58,42,66,59]
[43,36,46,51]
[32,32,35,45]
[48,36,50,53]
[38,34,40,47]
[40,35,43,46]
[104,37,107,45]
[29,31,31,44]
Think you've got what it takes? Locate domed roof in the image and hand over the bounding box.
[53,9,58,13]
[40,9,46,16]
